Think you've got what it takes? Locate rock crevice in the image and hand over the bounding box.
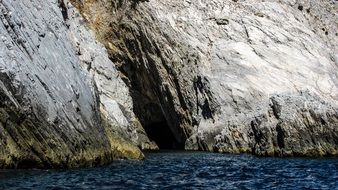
[0,0,338,168]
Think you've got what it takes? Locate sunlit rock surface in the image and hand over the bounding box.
[0,0,143,168]
[71,0,338,156]
[0,0,337,168]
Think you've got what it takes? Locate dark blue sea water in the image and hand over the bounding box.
[0,151,337,189]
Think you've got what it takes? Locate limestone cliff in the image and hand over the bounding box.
[0,0,337,168]
[70,0,338,156]
[0,0,144,168]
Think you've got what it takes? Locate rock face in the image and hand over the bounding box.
[0,0,337,168]
[70,0,338,156]
[0,0,144,168]
[66,1,157,151]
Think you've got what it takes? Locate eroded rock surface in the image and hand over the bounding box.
[70,0,338,156]
[0,0,337,169]
[0,0,143,168]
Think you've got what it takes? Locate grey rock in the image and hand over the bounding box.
[66,2,157,150]
[210,92,338,156]
[71,0,338,156]
[0,0,142,168]
[1,0,338,170]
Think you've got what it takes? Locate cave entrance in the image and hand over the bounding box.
[143,121,184,150]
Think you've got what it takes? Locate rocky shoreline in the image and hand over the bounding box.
[0,0,337,168]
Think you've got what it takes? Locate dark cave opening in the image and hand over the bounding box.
[109,27,187,150]
[143,121,184,150]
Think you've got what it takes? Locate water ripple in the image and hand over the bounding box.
[0,151,337,189]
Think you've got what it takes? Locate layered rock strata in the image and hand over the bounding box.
[70,0,338,156]
[0,0,145,168]
[0,0,337,169]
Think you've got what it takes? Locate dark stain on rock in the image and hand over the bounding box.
[276,123,285,149]
[298,5,304,11]
[215,18,229,25]
[58,0,68,21]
